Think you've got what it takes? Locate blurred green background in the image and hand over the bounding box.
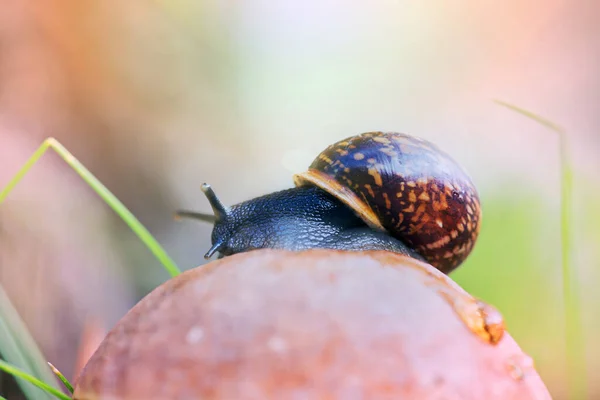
[0,1,598,399]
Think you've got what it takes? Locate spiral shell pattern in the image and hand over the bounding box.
[293,131,481,273]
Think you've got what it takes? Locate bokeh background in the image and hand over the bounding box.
[0,1,599,399]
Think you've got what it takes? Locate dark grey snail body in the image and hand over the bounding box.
[178,184,424,261]
[176,131,481,274]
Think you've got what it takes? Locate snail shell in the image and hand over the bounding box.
[293,131,481,273]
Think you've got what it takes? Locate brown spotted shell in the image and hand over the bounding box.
[293,131,481,274]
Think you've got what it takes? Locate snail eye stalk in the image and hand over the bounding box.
[174,183,232,260]
[173,183,231,224]
[200,183,230,221]
[173,210,215,223]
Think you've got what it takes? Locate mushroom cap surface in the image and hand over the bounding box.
[73,250,551,400]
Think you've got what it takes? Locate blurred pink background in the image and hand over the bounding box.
[0,1,598,398]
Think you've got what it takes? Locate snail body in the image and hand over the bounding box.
[177,131,481,274]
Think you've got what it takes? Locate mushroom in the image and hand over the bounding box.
[73,250,551,399]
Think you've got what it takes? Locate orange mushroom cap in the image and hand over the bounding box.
[73,250,550,400]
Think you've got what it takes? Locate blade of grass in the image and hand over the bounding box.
[0,361,70,400]
[0,137,181,278]
[495,99,587,400]
[0,285,57,400]
[47,363,73,394]
[0,137,183,398]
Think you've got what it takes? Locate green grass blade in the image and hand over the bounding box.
[0,360,70,400]
[0,137,182,398]
[0,137,181,278]
[0,141,52,203]
[47,362,74,394]
[494,100,566,133]
[0,286,57,400]
[495,99,587,400]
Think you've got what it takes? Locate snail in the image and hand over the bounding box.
[176,131,481,274]
[70,133,550,400]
